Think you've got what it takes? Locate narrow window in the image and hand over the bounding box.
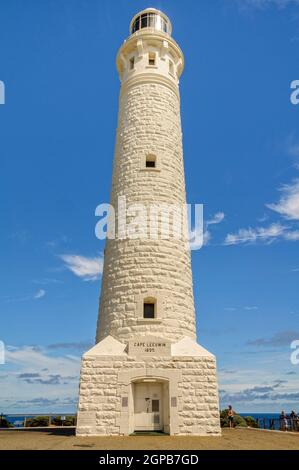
[148,52,156,66]
[144,301,155,319]
[141,13,148,29]
[129,57,135,70]
[146,154,156,168]
[132,17,140,34]
[169,60,174,75]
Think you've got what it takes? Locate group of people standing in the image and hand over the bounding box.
[280,410,298,431]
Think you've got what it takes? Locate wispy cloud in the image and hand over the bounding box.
[220,380,299,405]
[195,212,225,250]
[1,345,81,412]
[59,254,103,281]
[224,306,258,311]
[224,222,298,245]
[32,278,63,285]
[6,396,77,411]
[207,212,225,226]
[247,330,299,347]
[2,289,46,303]
[267,179,299,220]
[34,289,46,299]
[46,235,71,249]
[47,342,93,351]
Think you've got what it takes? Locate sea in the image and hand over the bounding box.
[240,413,286,431]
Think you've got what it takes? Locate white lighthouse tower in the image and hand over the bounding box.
[76,8,221,436]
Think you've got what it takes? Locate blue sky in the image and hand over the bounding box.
[0,0,299,414]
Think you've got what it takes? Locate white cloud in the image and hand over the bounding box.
[189,211,225,248]
[267,179,299,220]
[5,346,79,371]
[284,230,299,240]
[244,306,258,311]
[206,212,225,225]
[2,289,46,303]
[203,230,211,245]
[34,289,46,299]
[60,254,103,281]
[224,222,287,245]
[0,345,81,413]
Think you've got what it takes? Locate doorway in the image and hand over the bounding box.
[133,381,164,432]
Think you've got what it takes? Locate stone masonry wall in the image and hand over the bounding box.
[96,81,197,343]
[77,355,220,436]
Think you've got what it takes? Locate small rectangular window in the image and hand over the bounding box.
[144,303,155,319]
[148,52,156,66]
[129,57,135,70]
[146,154,156,168]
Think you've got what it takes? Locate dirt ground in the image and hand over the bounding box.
[0,427,298,450]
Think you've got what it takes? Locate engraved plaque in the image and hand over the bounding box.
[171,397,177,407]
[128,335,171,356]
[122,396,128,407]
[77,411,96,426]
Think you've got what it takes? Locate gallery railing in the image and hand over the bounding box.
[255,417,299,432]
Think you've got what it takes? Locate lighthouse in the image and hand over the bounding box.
[76,8,221,436]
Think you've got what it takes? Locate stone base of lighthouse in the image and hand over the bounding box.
[76,336,221,436]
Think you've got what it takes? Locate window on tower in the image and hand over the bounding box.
[148,52,156,66]
[141,13,148,29]
[146,154,156,168]
[143,300,155,319]
[129,57,135,70]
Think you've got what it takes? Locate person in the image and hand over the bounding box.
[228,405,234,428]
[290,410,298,431]
[280,410,288,431]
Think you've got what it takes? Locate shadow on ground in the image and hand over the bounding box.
[2,427,75,436]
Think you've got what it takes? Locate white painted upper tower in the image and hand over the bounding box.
[96,8,197,343]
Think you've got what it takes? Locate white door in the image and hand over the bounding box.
[134,382,163,431]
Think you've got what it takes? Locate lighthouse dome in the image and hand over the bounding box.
[130,8,172,36]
